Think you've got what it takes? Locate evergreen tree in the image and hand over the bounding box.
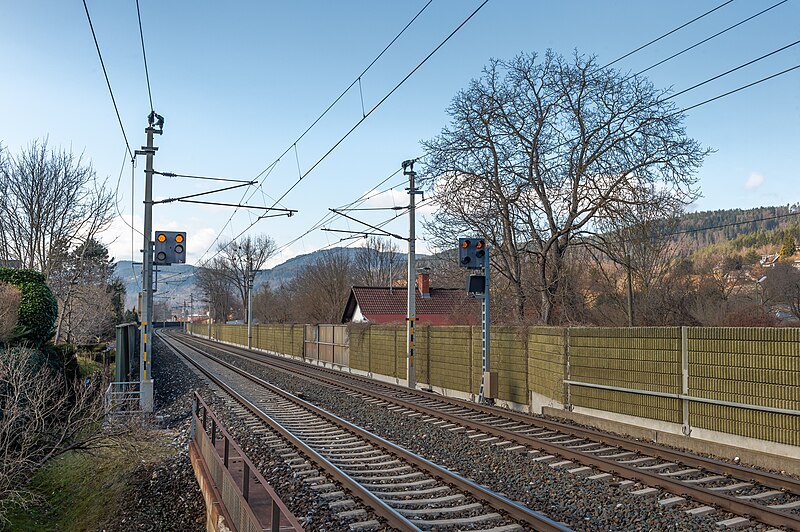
[780,232,796,257]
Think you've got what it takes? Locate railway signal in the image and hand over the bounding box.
[154,231,186,265]
[458,236,494,402]
[458,238,486,269]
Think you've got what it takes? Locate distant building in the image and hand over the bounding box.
[760,253,780,268]
[341,271,479,326]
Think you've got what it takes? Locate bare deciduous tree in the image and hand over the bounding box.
[353,236,402,287]
[764,263,800,320]
[195,258,237,323]
[0,348,107,521]
[252,282,294,324]
[0,283,21,343]
[422,51,708,324]
[216,235,277,316]
[288,251,353,323]
[0,139,114,277]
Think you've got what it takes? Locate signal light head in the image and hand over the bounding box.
[157,233,167,243]
[175,234,184,243]
[461,240,470,248]
[475,240,484,249]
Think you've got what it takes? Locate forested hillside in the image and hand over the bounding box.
[676,204,800,251]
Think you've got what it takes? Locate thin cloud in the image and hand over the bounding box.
[745,172,765,190]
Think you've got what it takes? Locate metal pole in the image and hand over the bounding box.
[479,244,491,403]
[137,123,158,413]
[247,260,253,350]
[625,253,634,327]
[404,160,417,389]
[189,293,194,336]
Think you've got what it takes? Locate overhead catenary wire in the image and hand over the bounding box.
[154,170,255,184]
[271,167,407,257]
[192,1,437,268]
[601,0,735,69]
[203,0,490,266]
[634,0,790,78]
[134,0,155,114]
[81,0,133,159]
[198,0,796,274]
[249,0,435,184]
[245,1,782,265]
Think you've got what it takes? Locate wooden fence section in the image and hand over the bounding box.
[186,322,799,448]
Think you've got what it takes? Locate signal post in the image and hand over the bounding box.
[459,237,493,403]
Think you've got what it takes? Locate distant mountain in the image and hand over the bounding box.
[116,203,800,312]
[115,246,414,311]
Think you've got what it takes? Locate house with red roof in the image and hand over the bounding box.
[341,271,480,326]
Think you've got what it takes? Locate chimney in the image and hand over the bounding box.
[417,268,431,298]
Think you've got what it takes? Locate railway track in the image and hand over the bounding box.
[175,331,800,531]
[160,330,571,531]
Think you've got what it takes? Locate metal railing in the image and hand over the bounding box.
[105,381,141,414]
[191,392,304,532]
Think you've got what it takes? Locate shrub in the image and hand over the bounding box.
[0,268,58,347]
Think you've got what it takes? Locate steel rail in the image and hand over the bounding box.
[162,331,571,532]
[160,333,416,530]
[179,332,800,530]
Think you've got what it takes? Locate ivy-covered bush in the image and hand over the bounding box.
[0,267,58,347]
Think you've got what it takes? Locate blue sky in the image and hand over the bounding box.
[2,1,798,267]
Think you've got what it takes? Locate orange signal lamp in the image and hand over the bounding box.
[476,240,484,249]
[157,234,167,242]
[175,234,184,243]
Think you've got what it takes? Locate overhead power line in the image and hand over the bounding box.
[266,0,490,209]
[634,0,790,78]
[665,39,800,101]
[578,209,800,251]
[678,62,800,113]
[192,1,437,267]
[198,2,488,265]
[135,0,155,114]
[81,0,133,159]
[602,0,735,69]
[250,0,435,184]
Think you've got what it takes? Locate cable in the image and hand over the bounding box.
[249,0,435,183]
[633,0,790,78]
[267,1,490,209]
[273,169,407,256]
[193,0,436,266]
[576,209,800,252]
[154,171,254,184]
[198,2,488,265]
[135,0,154,113]
[677,63,800,114]
[664,39,800,101]
[602,0,735,69]
[81,0,133,159]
